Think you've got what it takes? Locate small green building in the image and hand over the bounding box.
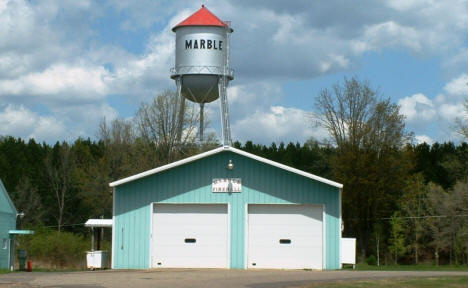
[0,179,17,270]
[110,146,343,270]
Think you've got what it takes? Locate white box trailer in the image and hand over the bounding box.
[85,219,112,270]
[86,250,108,269]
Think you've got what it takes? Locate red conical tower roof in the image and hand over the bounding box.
[172,5,230,32]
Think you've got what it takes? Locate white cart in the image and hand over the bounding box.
[85,219,113,270]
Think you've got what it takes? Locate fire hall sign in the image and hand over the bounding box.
[212,178,241,193]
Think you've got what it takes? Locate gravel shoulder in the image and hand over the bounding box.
[1,269,468,288]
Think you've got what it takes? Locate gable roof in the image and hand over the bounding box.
[172,5,230,31]
[0,178,17,215]
[109,146,343,189]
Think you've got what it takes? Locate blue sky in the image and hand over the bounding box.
[0,0,467,145]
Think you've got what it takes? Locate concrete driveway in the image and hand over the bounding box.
[1,269,468,288]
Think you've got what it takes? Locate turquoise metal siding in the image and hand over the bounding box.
[114,151,341,269]
[0,212,15,269]
[0,179,16,269]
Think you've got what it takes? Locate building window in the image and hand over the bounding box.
[2,239,7,249]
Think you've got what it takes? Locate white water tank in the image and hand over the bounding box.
[171,5,233,104]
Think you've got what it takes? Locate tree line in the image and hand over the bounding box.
[0,78,467,266]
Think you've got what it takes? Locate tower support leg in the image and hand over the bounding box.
[175,77,185,143]
[219,76,231,146]
[199,103,204,142]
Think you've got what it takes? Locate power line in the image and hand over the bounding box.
[344,214,468,221]
[38,223,86,228]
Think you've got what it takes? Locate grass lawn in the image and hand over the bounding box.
[344,264,468,271]
[0,269,11,274]
[300,277,468,288]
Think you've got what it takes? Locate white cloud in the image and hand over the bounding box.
[438,103,468,122]
[444,73,468,97]
[0,102,119,143]
[0,64,112,102]
[0,0,97,79]
[415,134,434,145]
[109,9,198,101]
[398,93,436,123]
[227,82,282,107]
[210,0,468,80]
[442,48,468,77]
[435,74,468,123]
[0,104,66,142]
[51,103,119,140]
[359,21,423,53]
[231,106,328,144]
[1,1,467,144]
[402,73,468,143]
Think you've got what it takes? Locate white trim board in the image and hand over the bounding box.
[148,202,154,269]
[227,203,231,268]
[109,146,342,188]
[111,187,115,269]
[322,204,326,270]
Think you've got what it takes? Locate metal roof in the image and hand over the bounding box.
[109,146,343,189]
[85,219,113,228]
[172,5,229,31]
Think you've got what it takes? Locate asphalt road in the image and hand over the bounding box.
[1,269,468,288]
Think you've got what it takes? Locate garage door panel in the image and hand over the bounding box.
[155,257,226,268]
[154,236,227,246]
[155,246,226,258]
[152,204,228,268]
[249,238,321,247]
[154,225,226,236]
[248,204,323,269]
[250,228,320,238]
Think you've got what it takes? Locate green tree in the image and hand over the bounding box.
[313,77,411,259]
[98,117,138,180]
[71,138,112,220]
[425,181,468,265]
[388,212,406,264]
[134,90,200,163]
[425,183,447,266]
[12,176,44,226]
[45,142,74,232]
[399,173,427,264]
[372,222,384,266]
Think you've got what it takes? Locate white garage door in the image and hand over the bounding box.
[248,204,323,269]
[151,204,228,268]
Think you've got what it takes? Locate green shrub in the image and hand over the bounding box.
[366,255,377,266]
[21,227,89,268]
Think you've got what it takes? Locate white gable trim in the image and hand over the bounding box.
[109,146,226,187]
[109,145,343,188]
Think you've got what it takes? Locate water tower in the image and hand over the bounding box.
[171,5,234,145]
